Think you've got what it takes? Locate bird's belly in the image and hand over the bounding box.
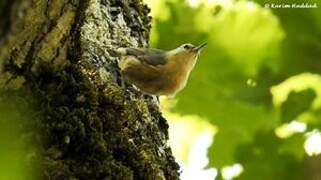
[161,72,188,96]
[120,58,166,94]
[138,73,187,96]
[120,57,189,96]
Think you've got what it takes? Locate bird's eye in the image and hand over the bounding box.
[183,44,191,49]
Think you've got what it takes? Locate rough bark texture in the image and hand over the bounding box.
[0,0,180,179]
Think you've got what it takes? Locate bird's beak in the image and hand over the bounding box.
[193,43,207,52]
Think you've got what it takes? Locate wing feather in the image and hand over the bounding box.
[123,47,167,66]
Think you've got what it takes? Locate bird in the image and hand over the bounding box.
[117,43,206,97]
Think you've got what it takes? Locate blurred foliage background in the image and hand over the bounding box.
[144,0,321,179]
[0,90,40,180]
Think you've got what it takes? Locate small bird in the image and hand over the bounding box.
[117,43,206,97]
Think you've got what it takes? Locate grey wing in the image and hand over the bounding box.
[125,47,167,66]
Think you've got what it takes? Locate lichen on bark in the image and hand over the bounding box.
[0,0,180,179]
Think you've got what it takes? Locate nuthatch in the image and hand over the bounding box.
[117,43,206,97]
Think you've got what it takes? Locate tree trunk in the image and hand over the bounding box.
[0,0,180,179]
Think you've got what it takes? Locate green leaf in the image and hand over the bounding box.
[281,89,316,123]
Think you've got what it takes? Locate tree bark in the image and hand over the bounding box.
[0,0,180,179]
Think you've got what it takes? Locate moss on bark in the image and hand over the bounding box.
[0,0,180,179]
